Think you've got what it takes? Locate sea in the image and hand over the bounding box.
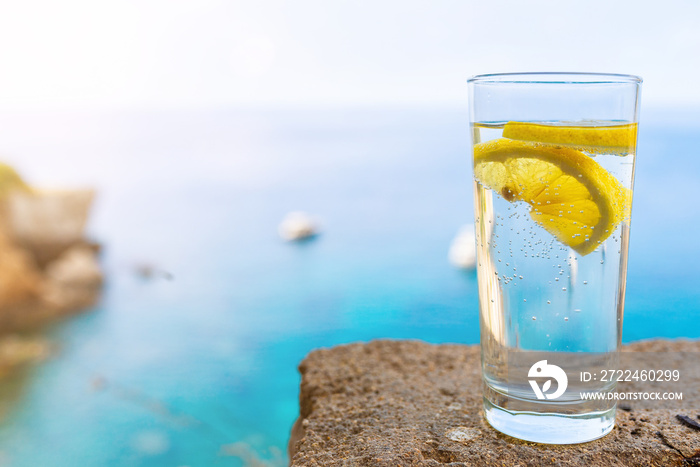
[0,106,696,466]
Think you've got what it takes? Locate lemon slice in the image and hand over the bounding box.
[473,138,631,255]
[502,121,637,154]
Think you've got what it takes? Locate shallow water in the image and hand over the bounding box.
[0,107,695,465]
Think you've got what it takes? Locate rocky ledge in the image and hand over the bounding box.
[289,340,700,466]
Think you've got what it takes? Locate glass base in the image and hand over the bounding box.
[483,397,615,444]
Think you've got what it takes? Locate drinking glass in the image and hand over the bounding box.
[468,72,642,444]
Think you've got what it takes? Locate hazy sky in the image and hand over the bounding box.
[0,0,697,109]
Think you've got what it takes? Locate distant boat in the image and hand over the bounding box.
[278,212,319,241]
[449,224,476,269]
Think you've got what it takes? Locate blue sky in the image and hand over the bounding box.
[0,0,697,109]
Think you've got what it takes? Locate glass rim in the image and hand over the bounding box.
[467,72,642,85]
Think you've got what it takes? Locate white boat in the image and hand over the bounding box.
[449,224,476,269]
[278,211,319,241]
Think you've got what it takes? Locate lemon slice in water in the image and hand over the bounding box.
[473,138,631,255]
[502,121,637,154]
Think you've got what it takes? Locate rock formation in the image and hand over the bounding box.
[290,340,700,466]
[0,166,102,332]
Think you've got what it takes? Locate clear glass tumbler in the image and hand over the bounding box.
[468,73,642,444]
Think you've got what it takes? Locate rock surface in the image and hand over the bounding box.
[289,340,700,466]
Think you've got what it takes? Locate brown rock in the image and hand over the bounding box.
[0,231,41,307]
[0,180,101,334]
[6,189,95,267]
[0,239,102,333]
[289,340,700,466]
[40,244,103,311]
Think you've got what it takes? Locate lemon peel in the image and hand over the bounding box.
[502,121,637,155]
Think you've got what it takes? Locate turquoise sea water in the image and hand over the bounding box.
[0,108,697,465]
